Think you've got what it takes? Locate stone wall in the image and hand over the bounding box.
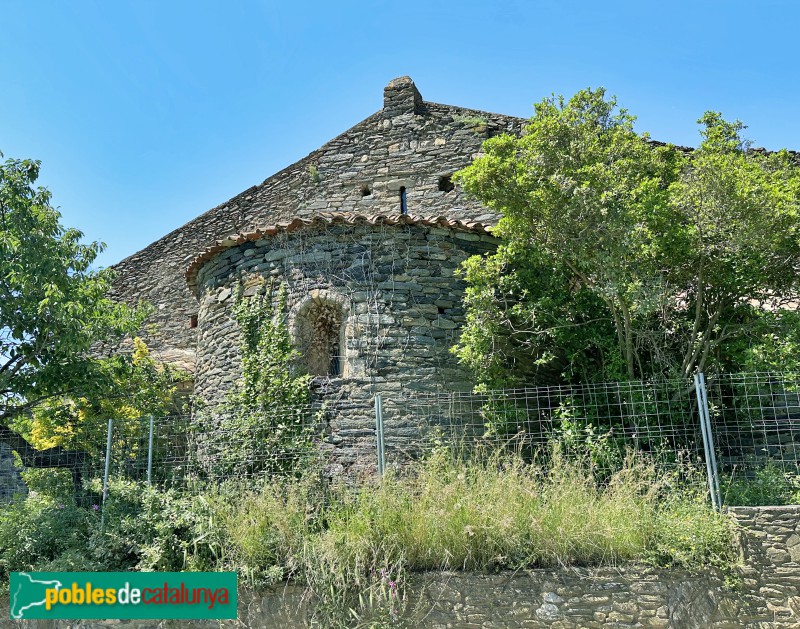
[192,217,497,476]
[110,77,524,373]
[5,506,800,628]
[727,505,800,624]
[0,444,26,502]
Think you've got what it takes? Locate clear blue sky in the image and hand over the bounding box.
[2,1,798,267]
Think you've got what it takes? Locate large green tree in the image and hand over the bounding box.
[454,90,800,385]
[0,153,147,468]
[668,113,800,377]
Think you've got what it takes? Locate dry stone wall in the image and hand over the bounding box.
[0,444,25,501]
[110,77,524,374]
[727,505,800,624]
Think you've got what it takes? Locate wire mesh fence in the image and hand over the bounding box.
[379,372,800,507]
[705,372,800,504]
[383,378,706,477]
[9,372,800,508]
[101,403,341,489]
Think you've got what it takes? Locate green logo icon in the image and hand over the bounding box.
[10,572,237,619]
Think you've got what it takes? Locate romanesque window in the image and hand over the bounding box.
[294,295,345,377]
[400,186,408,214]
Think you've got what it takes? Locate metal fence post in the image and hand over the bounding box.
[694,374,720,510]
[147,416,154,486]
[699,373,722,507]
[101,418,113,528]
[375,395,385,475]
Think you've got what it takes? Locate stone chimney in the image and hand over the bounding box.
[383,76,423,117]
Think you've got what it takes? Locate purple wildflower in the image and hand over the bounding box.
[91,504,100,511]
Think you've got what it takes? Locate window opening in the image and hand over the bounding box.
[400,186,407,214]
[297,299,344,377]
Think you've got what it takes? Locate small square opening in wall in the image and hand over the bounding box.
[360,184,372,197]
[189,314,198,328]
[438,175,455,192]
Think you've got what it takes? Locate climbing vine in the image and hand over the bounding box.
[206,280,314,479]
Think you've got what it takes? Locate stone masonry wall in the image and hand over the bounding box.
[727,505,800,625]
[7,506,800,628]
[193,219,497,476]
[0,444,26,502]
[110,77,524,373]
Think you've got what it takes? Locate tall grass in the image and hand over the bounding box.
[0,446,736,626]
[210,446,735,624]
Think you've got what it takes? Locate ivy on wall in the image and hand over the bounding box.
[203,280,314,479]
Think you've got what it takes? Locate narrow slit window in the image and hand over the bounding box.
[400,186,407,215]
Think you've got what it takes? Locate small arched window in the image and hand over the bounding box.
[294,297,345,377]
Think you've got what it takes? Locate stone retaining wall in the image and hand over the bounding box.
[4,506,800,628]
[727,505,800,624]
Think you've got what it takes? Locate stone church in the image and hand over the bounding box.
[112,77,526,414]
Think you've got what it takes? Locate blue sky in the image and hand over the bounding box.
[2,1,798,267]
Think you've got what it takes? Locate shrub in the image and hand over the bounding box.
[721,461,800,506]
[0,496,97,577]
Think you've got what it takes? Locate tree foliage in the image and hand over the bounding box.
[14,338,189,456]
[454,90,800,385]
[0,153,147,467]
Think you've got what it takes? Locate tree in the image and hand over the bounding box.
[454,90,800,384]
[16,337,189,455]
[668,113,800,377]
[0,152,147,471]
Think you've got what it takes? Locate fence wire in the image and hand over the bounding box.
[705,372,800,499]
[385,378,705,477]
[10,372,800,508]
[101,403,343,490]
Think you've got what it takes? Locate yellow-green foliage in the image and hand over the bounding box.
[18,337,189,455]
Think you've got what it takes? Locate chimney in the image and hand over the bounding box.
[383,76,423,117]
